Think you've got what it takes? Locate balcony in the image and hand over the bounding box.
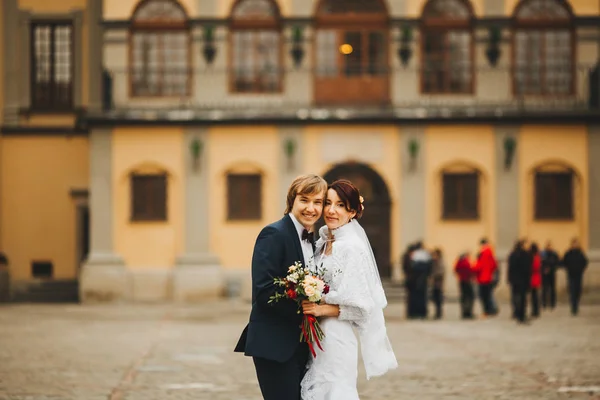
[91,63,600,125]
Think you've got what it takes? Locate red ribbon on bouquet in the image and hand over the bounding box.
[302,315,324,358]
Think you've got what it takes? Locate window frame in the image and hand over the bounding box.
[441,171,480,220]
[534,171,574,220]
[313,0,390,105]
[128,0,192,98]
[228,0,283,94]
[511,0,575,97]
[29,20,75,111]
[227,173,263,221]
[130,173,168,222]
[420,0,475,95]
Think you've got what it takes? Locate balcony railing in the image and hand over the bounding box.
[96,64,600,122]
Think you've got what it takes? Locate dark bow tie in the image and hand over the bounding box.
[302,229,315,244]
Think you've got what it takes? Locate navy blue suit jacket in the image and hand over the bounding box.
[234,215,306,362]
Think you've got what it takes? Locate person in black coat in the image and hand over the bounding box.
[409,241,432,319]
[540,241,560,310]
[507,239,532,323]
[561,238,589,316]
[234,174,327,400]
[402,244,417,318]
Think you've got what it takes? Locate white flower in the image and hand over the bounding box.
[315,278,325,293]
[288,265,297,273]
[288,273,298,284]
[308,293,321,303]
[304,284,316,297]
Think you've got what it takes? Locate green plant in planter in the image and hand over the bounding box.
[408,138,419,170]
[204,25,214,42]
[290,26,305,68]
[503,136,516,170]
[398,25,413,67]
[284,138,296,170]
[292,26,303,43]
[190,137,203,169]
[486,26,502,67]
[203,25,217,65]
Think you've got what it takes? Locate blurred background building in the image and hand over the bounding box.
[0,0,598,303]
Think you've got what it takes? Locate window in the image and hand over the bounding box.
[131,174,168,221]
[513,0,574,95]
[442,172,478,219]
[230,0,281,93]
[130,0,190,97]
[31,22,73,110]
[535,171,573,219]
[421,0,473,94]
[227,174,262,220]
[314,0,389,104]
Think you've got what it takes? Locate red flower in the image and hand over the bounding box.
[323,285,330,294]
[286,289,297,299]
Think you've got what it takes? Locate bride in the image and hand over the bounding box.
[300,179,398,400]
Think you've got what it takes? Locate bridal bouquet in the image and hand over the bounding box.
[268,261,329,357]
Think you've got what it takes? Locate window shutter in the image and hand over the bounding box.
[535,172,573,220]
[131,174,167,221]
[443,174,459,217]
[443,172,478,220]
[228,174,262,220]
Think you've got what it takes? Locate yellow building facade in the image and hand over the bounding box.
[0,0,599,302]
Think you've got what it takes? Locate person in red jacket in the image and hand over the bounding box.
[529,242,542,318]
[454,252,475,319]
[474,238,498,317]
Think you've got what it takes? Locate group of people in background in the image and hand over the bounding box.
[401,237,589,323]
[507,238,589,323]
[401,242,446,320]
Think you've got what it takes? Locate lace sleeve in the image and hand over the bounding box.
[323,246,375,326]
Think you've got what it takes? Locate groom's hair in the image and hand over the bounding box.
[284,174,328,214]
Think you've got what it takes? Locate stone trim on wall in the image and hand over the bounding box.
[588,125,600,251]
[400,125,426,249]
[2,0,19,124]
[494,125,519,260]
[88,0,103,112]
[173,127,223,301]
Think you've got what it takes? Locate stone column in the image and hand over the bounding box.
[278,126,303,211]
[494,126,520,258]
[400,126,426,249]
[79,129,128,302]
[494,126,520,300]
[587,125,600,290]
[173,128,223,302]
[87,0,103,112]
[3,0,18,125]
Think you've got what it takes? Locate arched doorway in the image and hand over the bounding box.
[322,162,392,278]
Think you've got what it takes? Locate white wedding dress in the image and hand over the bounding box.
[301,221,398,400]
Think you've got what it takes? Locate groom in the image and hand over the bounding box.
[235,174,327,400]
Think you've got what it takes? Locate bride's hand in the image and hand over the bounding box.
[302,300,339,317]
[302,300,320,316]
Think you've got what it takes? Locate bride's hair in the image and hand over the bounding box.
[328,179,364,219]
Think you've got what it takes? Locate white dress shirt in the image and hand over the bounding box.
[288,213,315,268]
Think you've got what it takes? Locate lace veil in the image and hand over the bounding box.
[317,219,398,379]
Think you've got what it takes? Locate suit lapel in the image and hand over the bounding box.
[283,214,305,267]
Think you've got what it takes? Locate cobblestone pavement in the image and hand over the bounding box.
[0,300,599,400]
